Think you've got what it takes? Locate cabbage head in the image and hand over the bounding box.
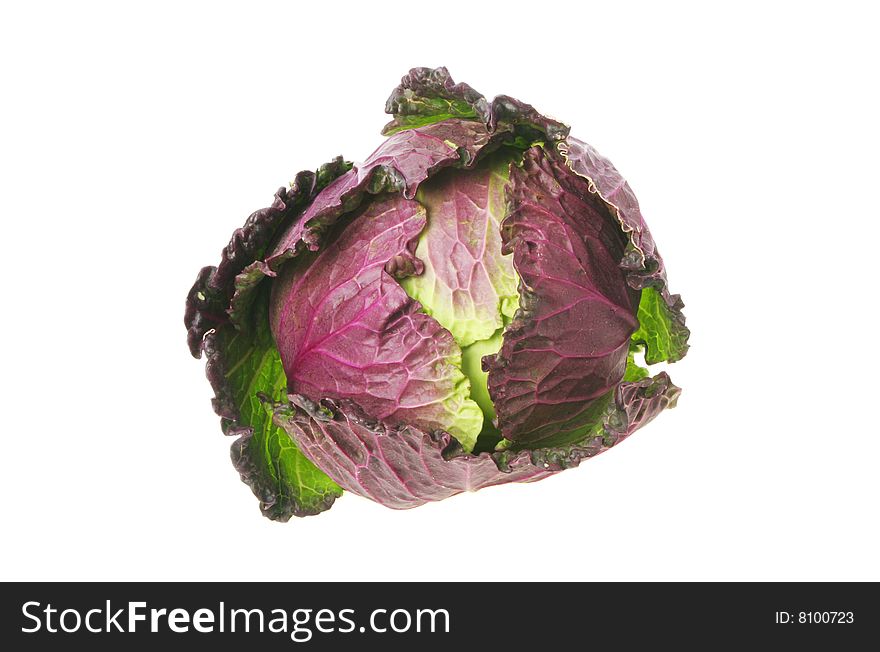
[185,67,689,520]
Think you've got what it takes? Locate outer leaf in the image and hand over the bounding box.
[276,366,679,510]
[269,120,500,257]
[382,66,571,143]
[276,395,552,510]
[631,287,690,364]
[185,187,291,357]
[269,195,483,452]
[501,371,681,472]
[487,146,641,446]
[184,160,353,520]
[399,149,519,348]
[488,94,570,143]
[184,157,351,354]
[559,137,689,362]
[383,66,490,135]
[204,285,342,520]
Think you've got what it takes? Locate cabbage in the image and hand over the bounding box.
[185,67,689,519]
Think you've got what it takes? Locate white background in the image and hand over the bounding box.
[2,0,877,581]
